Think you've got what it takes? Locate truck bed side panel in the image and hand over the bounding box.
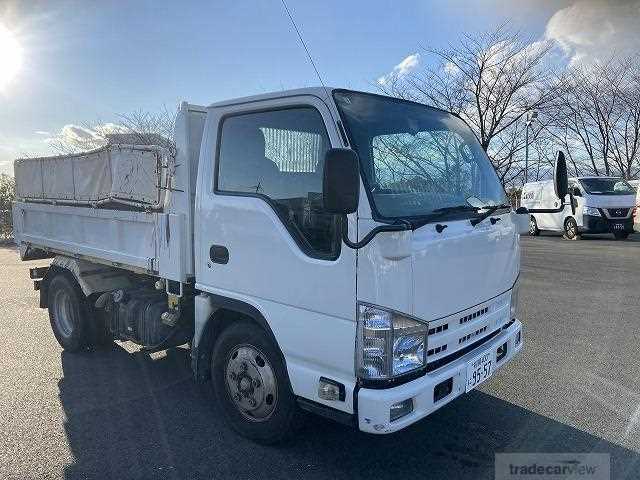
[13,201,186,281]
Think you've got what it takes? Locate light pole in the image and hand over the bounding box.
[524,109,538,184]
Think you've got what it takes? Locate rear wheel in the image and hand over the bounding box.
[48,274,91,352]
[211,321,300,444]
[529,216,540,236]
[564,217,580,240]
[614,232,629,240]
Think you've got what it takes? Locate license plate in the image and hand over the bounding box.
[465,351,494,392]
[612,223,625,231]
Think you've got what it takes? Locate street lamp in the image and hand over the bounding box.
[524,109,538,184]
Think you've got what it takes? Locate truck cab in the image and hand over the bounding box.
[13,88,530,443]
[192,88,523,436]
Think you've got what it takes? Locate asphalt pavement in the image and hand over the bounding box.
[1,233,639,479]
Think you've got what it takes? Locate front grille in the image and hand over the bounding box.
[458,325,488,344]
[459,307,488,325]
[607,208,629,218]
[427,329,500,372]
[428,323,448,335]
[427,344,448,357]
[425,290,511,372]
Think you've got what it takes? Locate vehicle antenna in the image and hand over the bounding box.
[279,1,337,122]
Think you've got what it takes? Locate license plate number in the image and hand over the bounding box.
[612,223,625,231]
[465,351,494,392]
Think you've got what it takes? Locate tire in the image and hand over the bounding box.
[614,232,629,240]
[563,217,580,240]
[48,273,92,352]
[211,321,300,444]
[529,216,540,236]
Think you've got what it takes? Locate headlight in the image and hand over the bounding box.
[356,303,428,380]
[510,278,520,321]
[584,206,601,217]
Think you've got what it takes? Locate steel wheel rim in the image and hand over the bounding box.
[225,344,278,422]
[529,218,536,235]
[567,221,576,237]
[53,289,74,338]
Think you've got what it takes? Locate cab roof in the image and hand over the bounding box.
[207,87,335,109]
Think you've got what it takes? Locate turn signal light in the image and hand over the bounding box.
[318,377,345,401]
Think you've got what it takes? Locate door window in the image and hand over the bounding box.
[216,107,341,259]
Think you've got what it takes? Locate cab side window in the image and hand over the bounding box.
[216,107,341,259]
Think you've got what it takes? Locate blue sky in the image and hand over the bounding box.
[1,0,636,175]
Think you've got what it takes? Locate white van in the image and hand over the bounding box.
[522,177,636,240]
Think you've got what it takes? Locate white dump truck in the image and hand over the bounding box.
[12,88,569,443]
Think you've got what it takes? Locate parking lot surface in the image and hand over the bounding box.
[1,234,639,479]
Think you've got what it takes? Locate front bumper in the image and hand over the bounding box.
[581,214,633,234]
[357,319,522,434]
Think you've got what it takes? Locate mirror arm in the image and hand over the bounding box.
[341,216,411,249]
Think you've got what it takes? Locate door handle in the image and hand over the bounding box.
[210,245,229,264]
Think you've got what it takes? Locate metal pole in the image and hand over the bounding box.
[524,122,529,184]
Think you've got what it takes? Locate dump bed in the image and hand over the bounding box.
[14,144,169,209]
[12,102,207,282]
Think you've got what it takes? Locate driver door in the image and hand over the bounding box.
[195,96,357,405]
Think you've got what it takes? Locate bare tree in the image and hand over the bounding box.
[47,106,176,157]
[115,106,177,157]
[0,173,15,239]
[380,24,561,184]
[545,60,618,176]
[610,56,640,179]
[544,55,640,179]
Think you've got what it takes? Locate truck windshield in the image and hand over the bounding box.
[333,90,507,220]
[579,178,635,195]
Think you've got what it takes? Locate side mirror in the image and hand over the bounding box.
[553,151,569,200]
[513,207,530,235]
[572,186,581,197]
[322,148,360,214]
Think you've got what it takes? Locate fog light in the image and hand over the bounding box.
[390,398,413,422]
[318,377,345,401]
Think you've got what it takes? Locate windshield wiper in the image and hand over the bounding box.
[408,205,481,230]
[469,203,511,227]
[432,205,481,214]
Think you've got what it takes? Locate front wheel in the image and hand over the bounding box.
[564,217,580,240]
[211,321,300,444]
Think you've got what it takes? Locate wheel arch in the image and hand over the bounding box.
[191,293,286,384]
[39,256,134,308]
[39,264,75,309]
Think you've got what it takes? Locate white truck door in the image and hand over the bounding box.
[194,95,357,406]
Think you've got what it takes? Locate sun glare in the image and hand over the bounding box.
[0,22,22,91]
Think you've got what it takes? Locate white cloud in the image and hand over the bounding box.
[34,131,50,136]
[45,123,128,152]
[378,53,421,85]
[545,0,640,66]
